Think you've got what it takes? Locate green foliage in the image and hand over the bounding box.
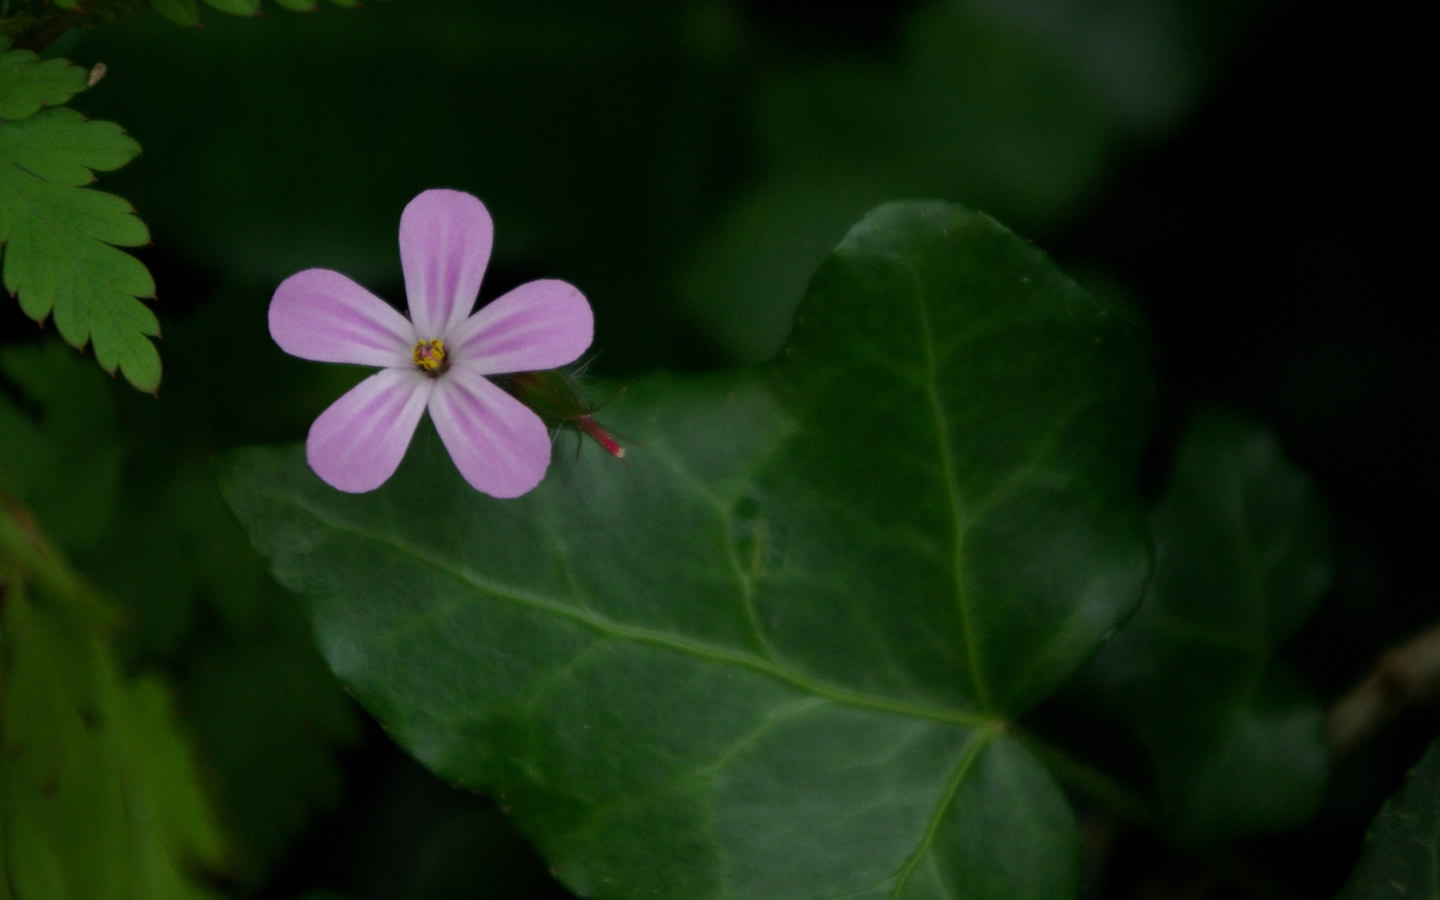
[1077,410,1332,843]
[0,65,160,392]
[1340,739,1440,899]
[147,0,203,24]
[0,329,361,887]
[149,0,361,26]
[678,0,1258,362]
[0,38,88,119]
[0,0,358,29]
[220,200,1154,898]
[0,342,123,549]
[0,501,227,900]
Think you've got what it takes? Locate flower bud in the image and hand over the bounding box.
[504,369,626,459]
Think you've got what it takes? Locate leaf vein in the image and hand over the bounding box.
[887,725,998,898]
[284,492,990,728]
[902,254,989,710]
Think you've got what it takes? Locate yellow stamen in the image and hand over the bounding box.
[413,339,446,372]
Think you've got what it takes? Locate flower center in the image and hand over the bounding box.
[413,339,447,373]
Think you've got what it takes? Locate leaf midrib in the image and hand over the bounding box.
[887,725,999,898]
[903,254,990,711]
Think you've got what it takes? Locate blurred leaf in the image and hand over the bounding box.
[74,465,362,884]
[678,172,897,363]
[202,0,261,15]
[0,342,123,549]
[956,0,1261,137]
[212,0,361,18]
[0,106,159,392]
[185,640,359,878]
[0,501,228,900]
[1078,410,1331,842]
[681,4,1112,363]
[96,288,361,883]
[682,0,1267,363]
[1339,739,1440,899]
[0,38,88,120]
[0,281,360,886]
[149,0,201,26]
[221,201,1153,897]
[150,0,356,19]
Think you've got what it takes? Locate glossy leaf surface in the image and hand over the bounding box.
[221,201,1154,897]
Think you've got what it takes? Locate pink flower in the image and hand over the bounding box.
[268,189,593,497]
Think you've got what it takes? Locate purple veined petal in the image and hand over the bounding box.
[306,368,433,493]
[270,269,415,367]
[429,367,552,498]
[399,189,493,342]
[446,279,593,375]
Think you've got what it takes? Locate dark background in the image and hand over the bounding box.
[2,0,1431,896]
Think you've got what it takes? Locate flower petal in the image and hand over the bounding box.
[429,367,551,498]
[270,268,414,367]
[399,189,493,341]
[307,368,432,493]
[446,279,593,375]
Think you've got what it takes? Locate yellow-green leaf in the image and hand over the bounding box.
[0,503,229,899]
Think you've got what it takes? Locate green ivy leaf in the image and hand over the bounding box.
[0,503,228,900]
[1077,410,1332,843]
[220,200,1154,898]
[0,106,160,392]
[1340,739,1440,899]
[0,38,89,120]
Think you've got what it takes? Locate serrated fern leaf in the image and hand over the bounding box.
[0,38,89,120]
[0,107,161,393]
[1,501,230,898]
